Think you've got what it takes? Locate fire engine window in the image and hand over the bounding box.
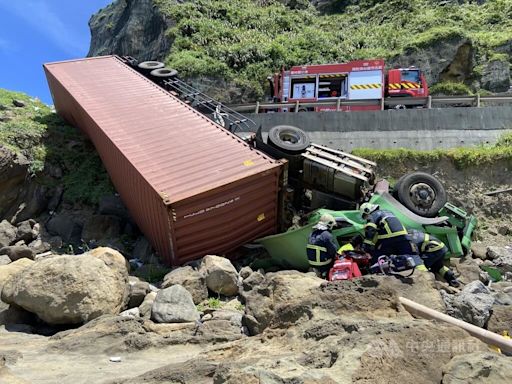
[318,76,346,98]
[400,70,420,84]
[291,78,316,99]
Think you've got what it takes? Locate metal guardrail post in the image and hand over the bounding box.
[294,100,300,113]
[476,94,481,108]
[427,96,432,109]
[336,98,341,112]
[255,101,260,114]
[380,98,385,110]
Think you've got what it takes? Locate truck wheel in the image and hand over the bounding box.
[150,67,178,78]
[396,172,447,217]
[138,61,165,70]
[267,125,310,154]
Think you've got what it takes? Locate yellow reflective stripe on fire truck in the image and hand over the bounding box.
[319,74,346,78]
[306,244,332,266]
[388,83,400,89]
[401,82,420,89]
[350,83,382,90]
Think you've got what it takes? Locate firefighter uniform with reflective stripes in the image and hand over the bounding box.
[307,229,338,274]
[408,229,459,286]
[362,210,417,262]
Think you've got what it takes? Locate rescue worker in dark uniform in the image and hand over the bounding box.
[359,203,418,262]
[307,213,339,277]
[408,229,461,287]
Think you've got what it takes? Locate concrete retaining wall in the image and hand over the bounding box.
[245,106,512,151]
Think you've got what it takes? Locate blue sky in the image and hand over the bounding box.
[0,0,113,104]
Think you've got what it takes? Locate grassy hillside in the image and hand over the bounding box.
[153,0,511,99]
[0,89,113,204]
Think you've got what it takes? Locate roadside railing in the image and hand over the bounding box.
[229,94,512,113]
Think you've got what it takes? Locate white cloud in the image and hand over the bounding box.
[0,0,88,56]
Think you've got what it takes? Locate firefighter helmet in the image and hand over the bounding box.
[360,203,379,218]
[314,213,337,231]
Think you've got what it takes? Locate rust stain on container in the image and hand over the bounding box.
[44,56,283,266]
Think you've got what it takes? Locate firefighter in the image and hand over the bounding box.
[408,229,461,287]
[359,203,418,262]
[307,213,339,276]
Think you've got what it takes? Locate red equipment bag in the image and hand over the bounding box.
[328,255,363,281]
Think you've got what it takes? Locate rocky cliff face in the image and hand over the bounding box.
[88,0,171,61]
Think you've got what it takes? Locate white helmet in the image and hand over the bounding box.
[313,213,337,230]
[360,203,379,218]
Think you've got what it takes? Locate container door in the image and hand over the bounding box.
[348,70,383,100]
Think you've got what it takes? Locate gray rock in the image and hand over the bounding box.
[441,281,495,327]
[82,215,122,243]
[0,220,16,248]
[452,257,481,283]
[487,246,511,260]
[1,248,128,325]
[497,226,510,236]
[151,285,199,323]
[0,246,35,261]
[442,352,512,383]
[490,247,512,273]
[98,195,130,220]
[127,276,150,309]
[481,58,511,93]
[199,255,239,297]
[28,238,51,254]
[138,291,157,319]
[0,303,35,327]
[0,255,11,266]
[0,147,29,221]
[15,220,35,243]
[120,307,140,318]
[12,99,25,107]
[162,266,208,304]
[46,214,83,244]
[0,258,34,292]
[88,0,171,61]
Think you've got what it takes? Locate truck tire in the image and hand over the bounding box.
[267,125,310,154]
[150,67,178,78]
[137,61,165,70]
[396,172,447,217]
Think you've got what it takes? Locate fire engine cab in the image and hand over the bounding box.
[268,59,428,111]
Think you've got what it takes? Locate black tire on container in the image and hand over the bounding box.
[137,61,165,70]
[267,125,310,154]
[150,67,178,78]
[397,172,447,217]
[392,174,408,198]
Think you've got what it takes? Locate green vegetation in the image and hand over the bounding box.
[429,81,473,95]
[153,0,512,98]
[0,89,113,205]
[197,297,222,312]
[353,131,512,169]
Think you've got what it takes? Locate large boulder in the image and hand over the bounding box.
[162,266,208,304]
[0,255,11,266]
[0,220,16,248]
[151,285,199,323]
[199,255,239,297]
[46,214,83,244]
[441,281,495,327]
[442,352,512,383]
[1,248,129,324]
[0,258,34,294]
[14,220,35,243]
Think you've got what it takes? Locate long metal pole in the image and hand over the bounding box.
[399,296,512,354]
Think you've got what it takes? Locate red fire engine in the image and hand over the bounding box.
[268,59,429,111]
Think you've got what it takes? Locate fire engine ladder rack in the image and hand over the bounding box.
[302,143,376,183]
[161,78,258,134]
